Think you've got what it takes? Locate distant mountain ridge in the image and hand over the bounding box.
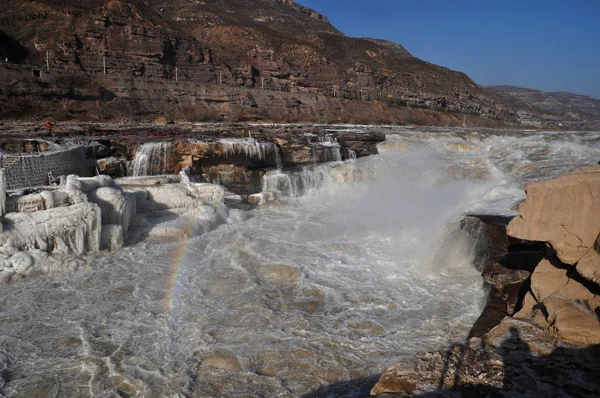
[489,85,600,125]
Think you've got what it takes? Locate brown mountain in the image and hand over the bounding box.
[489,85,600,125]
[0,0,516,124]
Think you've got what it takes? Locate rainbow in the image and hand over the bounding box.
[162,222,199,313]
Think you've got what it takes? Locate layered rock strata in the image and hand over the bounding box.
[0,0,517,124]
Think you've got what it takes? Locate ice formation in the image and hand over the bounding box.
[0,171,229,281]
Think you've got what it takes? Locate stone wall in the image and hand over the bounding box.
[4,147,94,190]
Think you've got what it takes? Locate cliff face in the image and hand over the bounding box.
[0,0,516,122]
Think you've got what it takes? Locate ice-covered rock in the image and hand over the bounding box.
[5,193,45,213]
[76,175,115,192]
[123,182,228,241]
[87,187,136,234]
[132,183,225,214]
[248,191,280,205]
[179,166,193,186]
[100,224,124,251]
[1,201,101,255]
[3,251,34,273]
[40,190,70,209]
[0,249,87,281]
[0,176,230,280]
[6,190,70,213]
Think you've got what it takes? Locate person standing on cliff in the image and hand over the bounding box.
[45,120,53,136]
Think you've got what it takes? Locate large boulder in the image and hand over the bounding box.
[507,166,600,265]
[529,260,600,309]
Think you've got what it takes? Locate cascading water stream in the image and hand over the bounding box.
[274,145,283,170]
[130,142,172,176]
[219,138,273,162]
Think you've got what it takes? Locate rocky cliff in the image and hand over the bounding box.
[0,0,516,124]
[489,85,600,128]
[370,166,600,396]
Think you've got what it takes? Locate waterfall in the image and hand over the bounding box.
[274,145,283,170]
[131,142,172,177]
[262,162,365,199]
[219,138,273,162]
[262,168,319,198]
[262,169,325,198]
[316,142,343,162]
[318,135,337,143]
[210,171,236,185]
[344,148,357,160]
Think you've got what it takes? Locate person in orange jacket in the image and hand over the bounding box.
[45,120,52,136]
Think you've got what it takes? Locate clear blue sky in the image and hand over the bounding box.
[296,0,600,98]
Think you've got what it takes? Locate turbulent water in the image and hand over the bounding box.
[1,129,600,397]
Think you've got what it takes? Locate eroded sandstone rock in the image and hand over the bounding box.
[507,165,600,265]
[577,248,600,284]
[513,258,600,346]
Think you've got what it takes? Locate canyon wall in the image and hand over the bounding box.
[0,0,517,124]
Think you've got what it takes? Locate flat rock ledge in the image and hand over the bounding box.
[372,166,600,396]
